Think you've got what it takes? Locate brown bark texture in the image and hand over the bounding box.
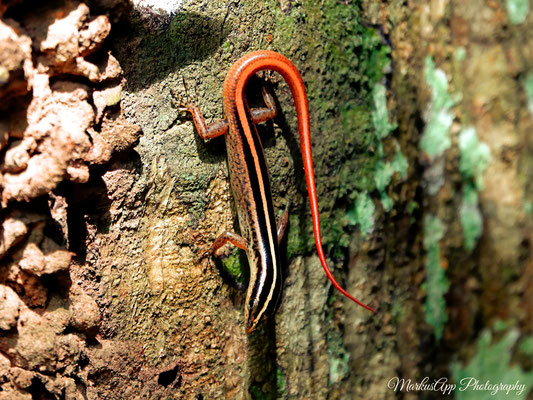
[1,0,533,399]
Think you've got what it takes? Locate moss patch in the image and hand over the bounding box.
[459,127,491,191]
[220,248,247,286]
[519,337,533,356]
[268,0,396,254]
[451,328,533,399]
[369,82,407,212]
[276,368,286,397]
[458,127,490,251]
[249,383,272,400]
[420,57,456,160]
[455,47,467,62]
[372,83,397,140]
[423,215,449,341]
[460,185,483,252]
[391,143,408,180]
[347,191,376,237]
[286,213,311,259]
[327,326,350,384]
[505,0,530,24]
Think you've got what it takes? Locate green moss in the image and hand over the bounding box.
[341,105,375,150]
[329,352,350,385]
[391,145,408,180]
[370,82,406,211]
[326,210,352,257]
[318,1,390,93]
[420,57,456,160]
[458,127,490,251]
[460,184,483,252]
[276,368,286,396]
[493,319,511,332]
[347,192,375,237]
[407,200,418,215]
[524,72,533,117]
[519,337,533,356]
[451,329,533,399]
[371,144,407,211]
[357,27,392,87]
[459,127,491,191]
[220,249,246,286]
[286,214,310,259]
[314,0,391,147]
[422,215,449,341]
[249,383,270,400]
[505,0,530,24]
[372,83,397,140]
[380,193,394,212]
[374,161,395,193]
[455,47,467,62]
[268,0,395,254]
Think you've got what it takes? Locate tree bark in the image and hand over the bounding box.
[1,0,532,399]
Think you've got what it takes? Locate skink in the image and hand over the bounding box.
[178,50,375,332]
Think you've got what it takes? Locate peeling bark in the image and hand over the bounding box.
[1,0,533,399]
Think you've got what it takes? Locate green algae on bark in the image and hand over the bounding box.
[269,0,396,255]
[423,215,449,341]
[505,0,530,24]
[420,57,456,161]
[451,328,533,399]
[458,127,490,251]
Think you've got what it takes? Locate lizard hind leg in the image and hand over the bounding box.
[249,78,278,124]
[212,231,249,292]
[213,230,247,256]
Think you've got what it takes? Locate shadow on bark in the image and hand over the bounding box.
[112,11,230,91]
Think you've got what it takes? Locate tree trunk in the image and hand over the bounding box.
[1,0,532,399]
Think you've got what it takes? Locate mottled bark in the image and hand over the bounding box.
[1,0,532,399]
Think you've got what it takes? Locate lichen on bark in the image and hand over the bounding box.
[2,0,533,399]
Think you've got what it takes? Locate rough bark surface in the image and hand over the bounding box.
[1,0,532,399]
